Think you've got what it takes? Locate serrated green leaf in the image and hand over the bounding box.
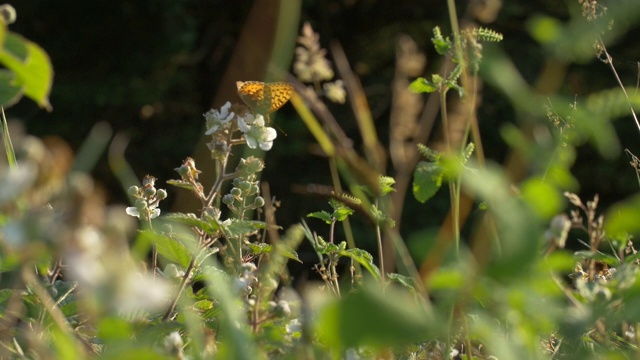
[280,245,302,263]
[307,210,333,224]
[225,219,267,238]
[333,207,353,222]
[249,242,272,255]
[409,77,438,94]
[342,248,380,280]
[413,161,443,203]
[166,179,197,191]
[164,212,220,235]
[432,37,451,55]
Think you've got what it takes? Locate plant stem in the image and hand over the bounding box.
[162,258,196,321]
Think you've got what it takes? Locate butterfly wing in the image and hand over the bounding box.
[236,81,293,115]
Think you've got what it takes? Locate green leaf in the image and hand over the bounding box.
[431,26,451,55]
[97,317,133,340]
[413,161,443,203]
[141,230,191,268]
[164,212,220,235]
[224,219,267,238]
[166,179,197,192]
[0,288,10,303]
[280,245,302,263]
[387,273,418,294]
[248,242,272,255]
[316,285,435,353]
[0,70,22,107]
[520,177,563,219]
[409,77,438,93]
[341,248,380,280]
[0,32,53,110]
[378,175,396,196]
[307,210,333,224]
[605,194,640,240]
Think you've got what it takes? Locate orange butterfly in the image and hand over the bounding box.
[236,81,293,116]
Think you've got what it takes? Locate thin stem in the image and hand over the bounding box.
[329,220,335,244]
[375,199,385,280]
[597,38,640,136]
[162,257,196,321]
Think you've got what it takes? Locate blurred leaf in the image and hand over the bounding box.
[387,273,418,294]
[527,15,563,44]
[249,242,272,255]
[0,32,53,110]
[378,175,396,196]
[409,77,438,93]
[193,300,213,311]
[0,70,22,107]
[413,161,443,203]
[51,327,81,360]
[98,317,133,340]
[462,162,544,280]
[605,194,640,240]
[316,285,435,352]
[520,176,564,219]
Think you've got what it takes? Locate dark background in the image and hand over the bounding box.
[7,0,640,260]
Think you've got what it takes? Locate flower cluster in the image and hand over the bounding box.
[294,22,346,104]
[204,101,278,153]
[126,175,166,220]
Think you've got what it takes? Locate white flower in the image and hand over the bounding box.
[323,80,347,104]
[116,272,171,314]
[204,102,235,135]
[237,114,277,151]
[125,205,160,220]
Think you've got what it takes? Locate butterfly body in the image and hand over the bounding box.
[236,81,293,115]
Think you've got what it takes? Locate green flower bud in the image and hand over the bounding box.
[253,196,265,207]
[156,189,168,200]
[222,194,235,205]
[128,185,140,196]
[144,186,157,197]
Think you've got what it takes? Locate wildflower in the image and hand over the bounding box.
[294,22,334,83]
[204,102,235,135]
[237,113,277,151]
[125,201,160,220]
[323,80,347,104]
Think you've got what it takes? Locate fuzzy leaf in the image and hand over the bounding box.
[249,242,273,255]
[409,77,438,93]
[141,230,191,268]
[413,161,443,203]
[164,212,221,235]
[307,210,333,224]
[225,219,267,238]
[342,248,380,280]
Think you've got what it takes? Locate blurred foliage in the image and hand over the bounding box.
[5,0,640,359]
